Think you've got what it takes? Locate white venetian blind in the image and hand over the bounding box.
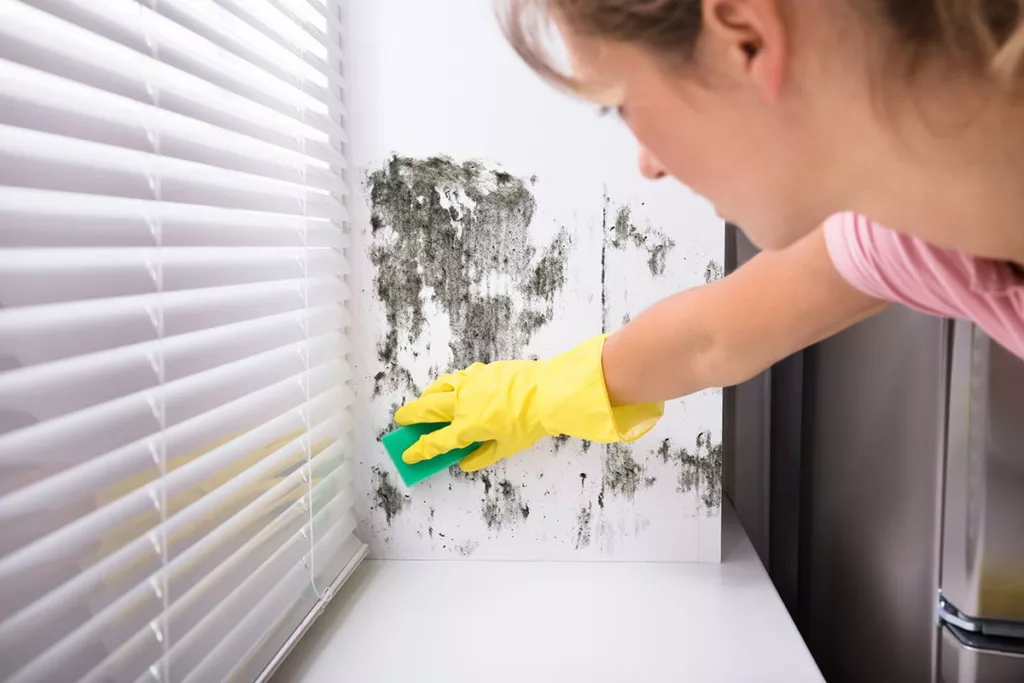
[0,0,366,681]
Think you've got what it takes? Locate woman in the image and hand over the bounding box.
[397,0,1024,472]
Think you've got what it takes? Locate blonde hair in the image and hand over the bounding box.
[498,0,1024,92]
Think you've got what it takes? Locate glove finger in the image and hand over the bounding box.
[394,392,456,426]
[421,362,485,396]
[459,440,512,472]
[402,424,475,464]
[420,371,461,396]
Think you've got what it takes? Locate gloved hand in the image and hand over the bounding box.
[395,334,664,471]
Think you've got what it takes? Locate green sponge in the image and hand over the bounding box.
[380,422,481,487]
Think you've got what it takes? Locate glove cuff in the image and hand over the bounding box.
[535,334,663,443]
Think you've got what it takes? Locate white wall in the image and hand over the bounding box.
[346,0,724,562]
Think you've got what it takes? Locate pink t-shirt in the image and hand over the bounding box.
[823,212,1024,359]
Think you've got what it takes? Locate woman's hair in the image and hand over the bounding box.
[499,0,1024,91]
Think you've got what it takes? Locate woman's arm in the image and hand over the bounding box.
[603,227,889,405]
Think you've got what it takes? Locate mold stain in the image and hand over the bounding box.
[609,204,676,277]
[574,503,593,549]
[367,155,573,402]
[655,431,724,513]
[704,259,724,284]
[602,443,656,500]
[481,478,532,531]
[371,466,407,525]
[551,434,570,452]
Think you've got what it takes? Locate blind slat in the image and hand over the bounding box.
[0,246,347,308]
[0,188,347,249]
[0,277,349,369]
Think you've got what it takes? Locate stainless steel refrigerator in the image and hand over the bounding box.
[723,226,1024,683]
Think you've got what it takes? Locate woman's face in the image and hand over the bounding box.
[560,7,849,251]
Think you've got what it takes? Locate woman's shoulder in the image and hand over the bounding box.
[822,212,1024,358]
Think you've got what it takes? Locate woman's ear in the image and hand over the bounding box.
[700,0,788,102]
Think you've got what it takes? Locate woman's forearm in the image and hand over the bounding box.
[602,286,728,406]
[600,228,891,407]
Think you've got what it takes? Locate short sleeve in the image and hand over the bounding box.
[822,212,897,302]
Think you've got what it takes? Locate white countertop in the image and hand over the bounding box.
[272,504,823,683]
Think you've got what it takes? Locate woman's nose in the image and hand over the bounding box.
[638,148,668,180]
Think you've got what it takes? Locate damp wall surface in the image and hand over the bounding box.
[345,0,725,562]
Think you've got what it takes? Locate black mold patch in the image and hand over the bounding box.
[574,503,593,549]
[602,443,656,500]
[371,466,406,525]
[481,478,531,531]
[656,431,723,513]
[552,434,570,451]
[609,204,676,277]
[704,259,724,283]
[581,439,592,453]
[367,156,572,402]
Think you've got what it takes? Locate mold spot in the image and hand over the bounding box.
[481,478,532,531]
[371,466,405,525]
[609,204,676,277]
[575,503,593,549]
[656,431,723,513]
[704,259,724,283]
[581,439,592,453]
[552,434,570,451]
[602,443,656,500]
[579,472,587,489]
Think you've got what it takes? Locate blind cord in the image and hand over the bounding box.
[142,2,171,680]
[298,49,327,601]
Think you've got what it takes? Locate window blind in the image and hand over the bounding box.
[0,1,366,682]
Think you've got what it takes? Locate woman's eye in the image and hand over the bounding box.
[598,105,625,119]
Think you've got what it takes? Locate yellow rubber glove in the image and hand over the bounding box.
[395,334,664,472]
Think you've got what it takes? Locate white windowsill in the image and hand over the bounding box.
[272,503,823,683]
